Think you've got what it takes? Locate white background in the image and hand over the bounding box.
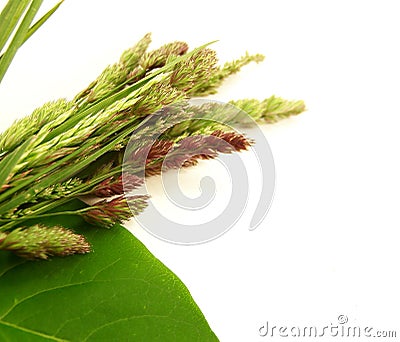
[1,1,399,341]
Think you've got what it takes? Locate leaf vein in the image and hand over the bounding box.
[0,279,113,320]
[82,314,170,341]
[0,260,26,278]
[0,320,69,341]
[92,258,122,279]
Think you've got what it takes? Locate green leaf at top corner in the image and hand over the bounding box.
[0,200,219,341]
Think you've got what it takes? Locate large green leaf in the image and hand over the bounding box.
[0,201,218,341]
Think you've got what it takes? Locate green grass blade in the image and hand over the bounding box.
[0,0,43,85]
[0,0,30,53]
[0,137,33,190]
[0,1,64,62]
[23,0,63,46]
